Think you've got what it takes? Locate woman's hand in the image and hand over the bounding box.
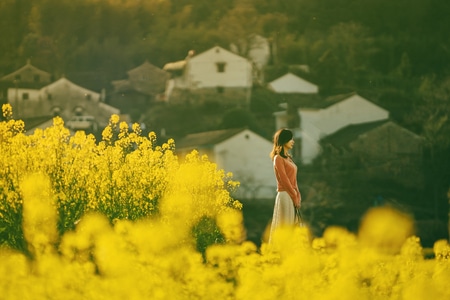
[295,192,302,208]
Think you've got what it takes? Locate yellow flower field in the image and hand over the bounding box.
[0,104,449,300]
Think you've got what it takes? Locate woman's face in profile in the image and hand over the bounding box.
[284,138,294,149]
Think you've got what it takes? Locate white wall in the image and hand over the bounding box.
[7,88,40,102]
[273,110,289,130]
[7,88,44,118]
[43,78,101,103]
[188,46,252,89]
[214,129,276,199]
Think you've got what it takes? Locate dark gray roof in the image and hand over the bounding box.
[321,120,390,148]
[280,91,386,110]
[22,115,54,131]
[175,128,246,150]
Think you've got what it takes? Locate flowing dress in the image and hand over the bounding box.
[269,155,300,243]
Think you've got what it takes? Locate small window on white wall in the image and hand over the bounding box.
[216,62,226,73]
[74,106,84,115]
[22,93,29,100]
[52,107,61,116]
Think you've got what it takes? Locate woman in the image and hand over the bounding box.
[268,128,301,243]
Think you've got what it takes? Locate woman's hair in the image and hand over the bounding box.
[270,128,293,160]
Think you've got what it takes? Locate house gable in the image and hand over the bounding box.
[296,92,389,164]
[35,77,117,126]
[320,120,424,187]
[42,77,101,103]
[322,120,422,157]
[321,120,389,149]
[188,46,252,89]
[176,127,275,199]
[350,121,422,157]
[164,46,253,106]
[214,128,275,199]
[176,128,245,153]
[1,60,52,85]
[268,72,318,94]
[300,93,389,136]
[126,60,169,95]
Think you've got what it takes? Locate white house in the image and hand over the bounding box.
[268,72,319,94]
[7,77,119,129]
[274,92,389,164]
[163,46,253,106]
[175,128,276,200]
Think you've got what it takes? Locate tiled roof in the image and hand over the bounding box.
[280,91,385,110]
[22,115,54,131]
[0,61,51,81]
[127,60,167,76]
[321,120,390,148]
[175,128,246,150]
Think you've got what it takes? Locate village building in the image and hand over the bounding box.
[0,60,52,116]
[5,76,119,131]
[175,128,275,200]
[268,72,319,94]
[109,60,169,118]
[320,119,424,187]
[163,46,253,107]
[274,92,390,164]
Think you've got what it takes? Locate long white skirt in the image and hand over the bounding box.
[269,191,296,244]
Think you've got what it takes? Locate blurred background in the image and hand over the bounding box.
[0,0,449,247]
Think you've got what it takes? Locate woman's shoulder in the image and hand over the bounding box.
[274,154,294,164]
[274,155,286,162]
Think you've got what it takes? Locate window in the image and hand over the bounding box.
[75,106,84,115]
[22,93,29,100]
[85,94,92,100]
[47,93,52,100]
[216,86,224,94]
[52,107,61,116]
[34,75,40,82]
[216,62,226,73]
[14,75,21,81]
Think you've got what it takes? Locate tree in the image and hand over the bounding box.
[311,22,377,90]
[218,3,263,57]
[402,75,450,242]
[220,108,261,133]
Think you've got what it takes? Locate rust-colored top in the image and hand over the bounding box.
[273,155,300,205]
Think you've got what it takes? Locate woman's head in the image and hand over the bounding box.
[270,128,293,159]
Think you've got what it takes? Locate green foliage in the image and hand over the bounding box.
[1,0,449,94]
[220,108,262,133]
[192,216,225,257]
